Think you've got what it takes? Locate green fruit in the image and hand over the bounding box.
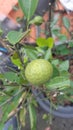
[25,59,53,85]
[29,16,44,25]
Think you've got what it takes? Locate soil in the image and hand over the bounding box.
[22,107,73,130]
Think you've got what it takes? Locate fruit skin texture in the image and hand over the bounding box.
[25,59,53,85]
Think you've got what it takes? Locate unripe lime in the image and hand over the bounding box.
[29,16,44,25]
[25,59,53,85]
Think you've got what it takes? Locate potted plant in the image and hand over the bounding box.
[0,0,73,130]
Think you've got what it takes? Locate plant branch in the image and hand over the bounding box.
[46,0,52,37]
[15,44,25,68]
[0,87,25,108]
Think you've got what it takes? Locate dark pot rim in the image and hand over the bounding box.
[32,88,73,118]
[3,116,17,130]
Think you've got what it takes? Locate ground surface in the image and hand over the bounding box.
[22,107,73,130]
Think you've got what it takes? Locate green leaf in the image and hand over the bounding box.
[51,16,59,27]
[7,31,23,45]
[19,108,26,127]
[0,95,9,106]
[0,28,3,36]
[52,27,60,35]
[46,37,54,48]
[51,59,59,66]
[63,17,70,30]
[8,125,13,130]
[52,65,59,78]
[58,34,67,42]
[36,37,54,48]
[55,44,66,51]
[29,103,37,130]
[3,72,19,83]
[0,74,4,78]
[19,72,28,85]
[59,60,69,71]
[44,48,52,60]
[45,76,70,90]
[24,47,38,60]
[26,49,37,60]
[54,44,70,55]
[2,86,17,96]
[70,81,73,87]
[36,38,47,47]
[11,55,22,69]
[11,51,25,69]
[18,0,38,21]
[36,47,45,55]
[60,71,70,77]
[0,124,5,130]
[7,30,30,45]
[60,48,69,55]
[69,41,73,47]
[1,93,21,123]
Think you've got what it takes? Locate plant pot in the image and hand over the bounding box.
[3,116,17,130]
[32,88,73,118]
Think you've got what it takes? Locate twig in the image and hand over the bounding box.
[46,0,52,37]
[15,44,25,68]
[0,37,13,52]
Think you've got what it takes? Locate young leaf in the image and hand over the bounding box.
[18,0,38,22]
[46,37,54,48]
[11,55,22,69]
[36,38,47,47]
